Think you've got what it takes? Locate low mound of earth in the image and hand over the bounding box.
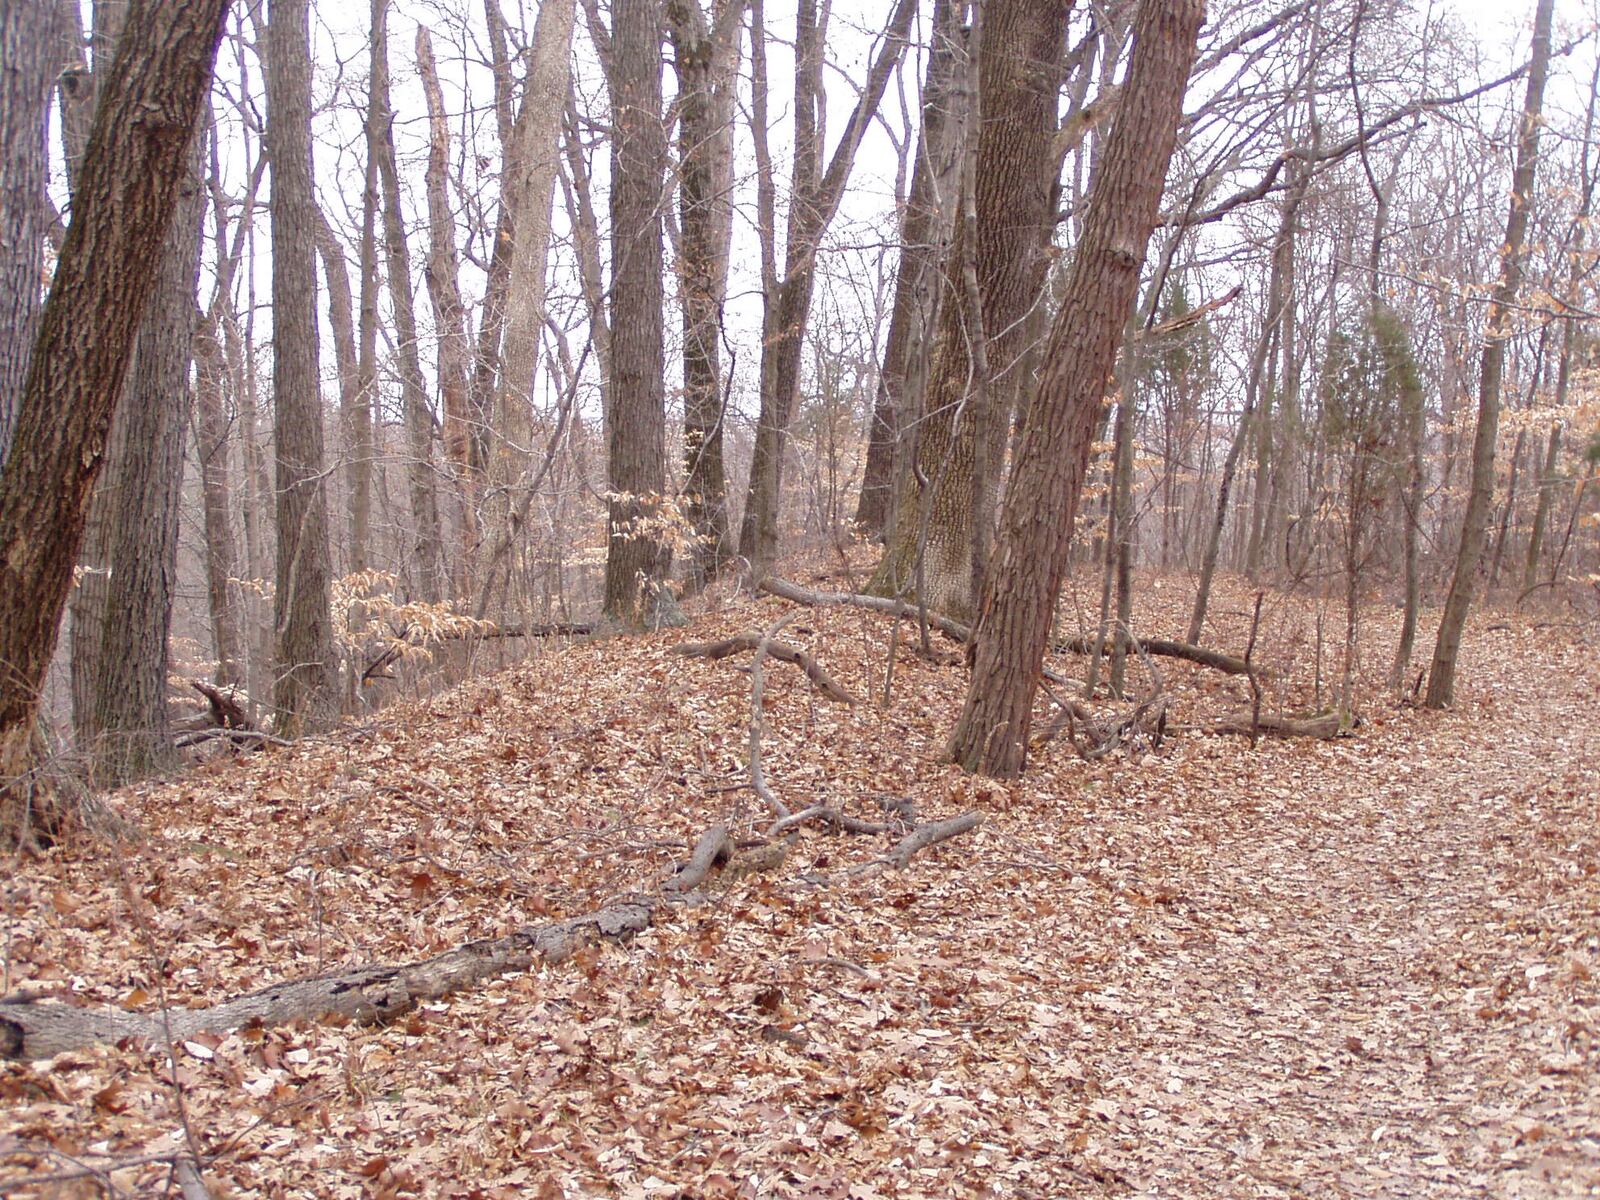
[3,573,1596,1198]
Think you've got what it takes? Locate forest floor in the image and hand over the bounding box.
[2,567,1597,1199]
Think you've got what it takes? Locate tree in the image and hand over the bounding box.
[601,0,679,624]
[946,0,1204,779]
[369,0,444,603]
[0,0,228,809]
[852,0,966,539]
[668,0,745,590]
[736,0,915,573]
[477,0,577,620]
[266,0,338,733]
[1425,0,1554,709]
[0,0,63,470]
[868,0,1068,620]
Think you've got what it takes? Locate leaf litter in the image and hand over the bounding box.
[1,569,1596,1198]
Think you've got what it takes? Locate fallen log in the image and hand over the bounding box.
[887,812,982,870]
[759,577,972,643]
[1207,711,1347,739]
[672,634,855,703]
[762,577,1254,679]
[2,826,747,1060]
[1056,635,1254,677]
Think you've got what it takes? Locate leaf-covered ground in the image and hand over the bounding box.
[3,571,1596,1198]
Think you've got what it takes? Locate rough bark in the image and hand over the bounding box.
[0,0,227,800]
[1425,0,1553,709]
[946,0,1204,779]
[0,0,61,468]
[852,0,966,539]
[601,0,678,624]
[267,0,338,734]
[668,0,745,589]
[83,149,204,785]
[737,0,916,573]
[869,0,1066,621]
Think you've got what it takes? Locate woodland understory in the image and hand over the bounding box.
[2,568,1596,1199]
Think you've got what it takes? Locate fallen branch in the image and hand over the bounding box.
[759,577,972,643]
[5,819,759,1061]
[748,612,801,820]
[173,727,291,751]
[768,804,887,837]
[1208,711,1347,739]
[887,812,982,870]
[1056,634,1254,677]
[672,634,855,703]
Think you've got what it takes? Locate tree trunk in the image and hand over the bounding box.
[1425,0,1553,709]
[852,0,965,539]
[669,0,745,591]
[946,0,1203,779]
[416,25,478,591]
[480,0,576,621]
[369,0,444,603]
[602,0,678,624]
[84,144,204,784]
[736,0,915,573]
[267,0,338,734]
[0,0,227,801]
[0,0,62,469]
[869,0,1065,621]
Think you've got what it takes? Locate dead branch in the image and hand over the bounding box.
[0,818,779,1061]
[1056,634,1254,677]
[768,804,888,837]
[672,633,855,703]
[887,812,982,870]
[663,823,732,892]
[1208,711,1347,739]
[748,611,801,820]
[759,577,972,643]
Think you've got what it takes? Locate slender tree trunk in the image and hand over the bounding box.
[946,0,1203,779]
[369,0,443,603]
[1425,0,1553,709]
[267,0,338,733]
[480,0,576,620]
[0,0,227,799]
[737,0,915,572]
[1189,175,1304,644]
[416,26,478,591]
[668,0,745,590]
[853,0,965,539]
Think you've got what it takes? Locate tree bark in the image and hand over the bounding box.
[946,0,1203,779]
[267,0,338,734]
[1425,0,1553,709]
[0,0,227,798]
[0,0,63,469]
[869,0,1064,622]
[853,0,966,539]
[668,0,745,590]
[602,0,678,624]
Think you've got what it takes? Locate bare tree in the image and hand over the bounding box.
[947,0,1204,779]
[0,0,228,809]
[266,0,338,732]
[1425,0,1553,709]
